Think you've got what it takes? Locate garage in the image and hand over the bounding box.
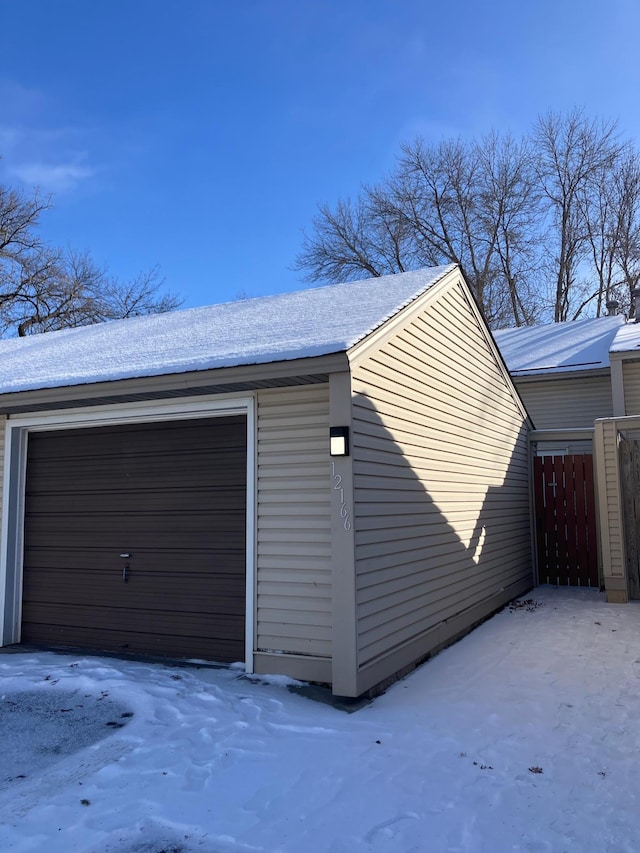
[20,414,247,662]
[0,264,533,697]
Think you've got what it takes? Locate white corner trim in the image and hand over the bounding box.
[0,429,12,643]
[610,356,626,417]
[244,396,256,674]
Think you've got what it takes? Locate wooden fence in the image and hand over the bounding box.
[533,454,599,587]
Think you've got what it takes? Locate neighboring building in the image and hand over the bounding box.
[0,265,532,697]
[495,313,640,603]
[494,314,640,431]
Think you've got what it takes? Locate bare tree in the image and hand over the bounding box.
[295,197,388,283]
[533,109,623,321]
[0,180,182,338]
[295,132,541,327]
[296,109,640,328]
[476,132,544,326]
[610,151,640,312]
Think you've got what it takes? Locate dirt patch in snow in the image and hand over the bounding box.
[0,688,133,788]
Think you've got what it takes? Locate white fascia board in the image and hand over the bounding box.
[512,367,610,383]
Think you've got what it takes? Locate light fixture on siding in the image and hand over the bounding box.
[330,426,350,457]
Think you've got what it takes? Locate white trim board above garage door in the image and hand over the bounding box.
[0,393,256,672]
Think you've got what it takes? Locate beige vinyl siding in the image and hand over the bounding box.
[594,418,627,600]
[514,374,612,429]
[256,385,332,657]
[351,281,531,672]
[623,361,640,415]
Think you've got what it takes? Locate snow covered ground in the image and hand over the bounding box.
[1,586,640,853]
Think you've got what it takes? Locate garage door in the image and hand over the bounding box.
[21,415,247,662]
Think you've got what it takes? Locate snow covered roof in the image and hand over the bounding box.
[609,319,640,354]
[0,265,455,395]
[493,315,630,376]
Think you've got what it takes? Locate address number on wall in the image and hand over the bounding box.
[331,461,352,531]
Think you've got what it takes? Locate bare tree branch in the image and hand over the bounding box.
[0,177,183,338]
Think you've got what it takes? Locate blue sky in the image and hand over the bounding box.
[2,0,639,308]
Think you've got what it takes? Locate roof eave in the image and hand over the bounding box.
[610,349,640,361]
[0,351,350,414]
[512,366,611,382]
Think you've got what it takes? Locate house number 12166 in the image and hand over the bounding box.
[331,462,352,531]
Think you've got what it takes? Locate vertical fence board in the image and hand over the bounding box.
[583,455,599,586]
[544,456,559,580]
[574,456,587,584]
[565,456,578,585]
[619,438,640,599]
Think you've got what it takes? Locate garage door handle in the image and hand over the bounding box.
[119,553,131,583]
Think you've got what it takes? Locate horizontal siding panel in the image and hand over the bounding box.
[396,317,507,385]
[378,342,516,412]
[256,385,332,658]
[257,470,330,484]
[258,568,331,585]
[353,449,528,476]
[256,590,331,611]
[352,399,525,454]
[354,505,529,529]
[360,557,531,644]
[387,334,516,407]
[358,558,532,636]
[257,635,331,657]
[259,526,331,541]
[354,480,521,499]
[623,362,640,414]
[355,528,530,580]
[357,533,531,595]
[257,554,331,570]
[357,549,531,611]
[258,449,328,464]
[353,415,526,460]
[356,416,525,459]
[354,360,523,428]
[257,504,330,517]
[515,375,612,429]
[353,451,527,489]
[353,280,531,670]
[257,622,331,642]
[258,543,331,559]
[353,387,525,436]
[356,518,531,557]
[358,498,528,520]
[352,381,524,428]
[354,355,510,401]
[358,580,516,662]
[257,608,332,630]
[258,386,330,407]
[257,492,329,504]
[354,480,524,498]
[358,551,533,612]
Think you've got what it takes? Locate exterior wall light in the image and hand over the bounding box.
[330,426,350,457]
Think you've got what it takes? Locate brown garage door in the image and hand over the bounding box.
[21,415,247,662]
